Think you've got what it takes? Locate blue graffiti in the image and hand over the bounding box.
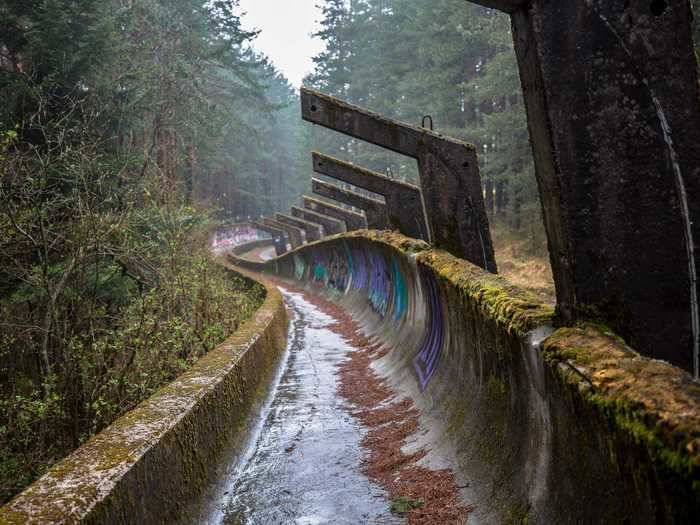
[368,252,391,317]
[391,257,408,320]
[413,271,444,390]
[351,248,369,290]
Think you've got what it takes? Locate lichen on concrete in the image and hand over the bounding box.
[543,324,700,486]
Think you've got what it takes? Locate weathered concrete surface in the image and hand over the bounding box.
[304,195,368,231]
[275,213,324,243]
[204,289,399,525]
[0,263,288,525]
[263,217,305,248]
[232,230,700,524]
[302,87,496,272]
[230,239,274,257]
[252,221,288,256]
[291,205,345,235]
[313,152,429,241]
[312,178,389,230]
[492,0,700,375]
[467,0,525,13]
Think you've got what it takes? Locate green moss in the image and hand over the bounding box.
[390,496,424,514]
[542,324,700,485]
[503,501,531,524]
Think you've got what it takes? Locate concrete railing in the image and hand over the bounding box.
[231,230,700,524]
[0,261,288,525]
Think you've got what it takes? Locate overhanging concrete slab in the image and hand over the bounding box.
[275,213,324,242]
[291,206,346,235]
[252,221,288,256]
[263,217,305,248]
[313,152,429,241]
[301,87,496,272]
[312,178,389,231]
[303,196,368,232]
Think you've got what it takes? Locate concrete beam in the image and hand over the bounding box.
[301,87,496,273]
[312,178,390,231]
[486,0,700,374]
[291,206,346,235]
[251,221,287,256]
[465,0,526,13]
[313,152,429,241]
[263,217,305,248]
[304,195,368,232]
[275,213,325,242]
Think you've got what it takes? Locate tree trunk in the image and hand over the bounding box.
[484,179,494,216]
[495,180,508,218]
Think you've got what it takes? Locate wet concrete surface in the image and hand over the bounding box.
[200,288,401,525]
[240,245,277,262]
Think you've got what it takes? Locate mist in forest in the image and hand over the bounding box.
[2,0,700,508]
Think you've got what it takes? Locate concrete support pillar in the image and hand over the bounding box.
[275,213,325,242]
[312,178,390,230]
[263,217,305,248]
[313,152,429,241]
[301,87,496,273]
[291,206,346,235]
[469,0,700,374]
[251,221,287,256]
[304,195,368,231]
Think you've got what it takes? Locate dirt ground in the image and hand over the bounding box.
[491,223,556,304]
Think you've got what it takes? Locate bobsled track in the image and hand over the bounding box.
[2,230,700,525]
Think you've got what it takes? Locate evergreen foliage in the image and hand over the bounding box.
[0,0,289,502]
[304,0,544,242]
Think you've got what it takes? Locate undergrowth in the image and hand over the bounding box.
[0,215,263,504]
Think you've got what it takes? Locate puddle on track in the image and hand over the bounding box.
[198,288,401,525]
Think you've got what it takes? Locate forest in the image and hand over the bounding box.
[2,0,700,508]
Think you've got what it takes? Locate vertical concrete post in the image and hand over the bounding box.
[313,152,430,241]
[301,87,497,273]
[312,178,390,230]
[467,0,700,374]
[291,206,346,235]
[304,195,368,231]
[263,217,305,248]
[275,213,325,242]
[251,221,288,256]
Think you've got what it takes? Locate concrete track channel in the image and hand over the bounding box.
[188,287,402,525]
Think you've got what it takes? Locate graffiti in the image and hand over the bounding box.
[368,252,391,317]
[211,224,268,249]
[391,257,408,321]
[413,271,444,390]
[294,255,306,281]
[350,248,369,290]
[292,244,410,324]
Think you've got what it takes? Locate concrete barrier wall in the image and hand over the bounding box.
[234,230,700,524]
[230,238,275,256]
[0,262,288,525]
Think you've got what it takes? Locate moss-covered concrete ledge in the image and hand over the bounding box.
[233,229,700,523]
[0,262,288,525]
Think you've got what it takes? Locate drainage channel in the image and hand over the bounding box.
[189,287,401,525]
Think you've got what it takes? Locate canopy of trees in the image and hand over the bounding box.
[304,0,541,238]
[0,0,297,502]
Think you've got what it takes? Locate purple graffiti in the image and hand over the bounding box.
[413,272,444,390]
[368,252,391,317]
[351,248,369,290]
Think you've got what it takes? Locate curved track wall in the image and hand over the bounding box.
[0,262,288,525]
[234,230,700,524]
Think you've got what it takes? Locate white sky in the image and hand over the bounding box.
[237,0,325,87]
